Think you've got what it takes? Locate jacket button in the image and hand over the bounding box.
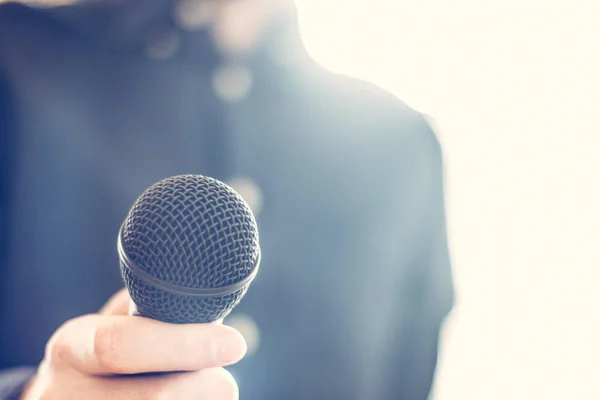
[175,0,217,31]
[145,29,180,60]
[212,64,254,103]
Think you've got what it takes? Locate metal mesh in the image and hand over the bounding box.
[121,267,248,323]
[120,175,259,323]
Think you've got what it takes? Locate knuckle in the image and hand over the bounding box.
[45,315,93,367]
[143,369,239,400]
[45,320,75,367]
[92,321,119,371]
[144,384,174,400]
[142,390,161,400]
[207,368,239,400]
[45,334,70,366]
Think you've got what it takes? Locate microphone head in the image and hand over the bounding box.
[118,175,260,324]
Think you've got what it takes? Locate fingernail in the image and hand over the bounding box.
[212,328,247,365]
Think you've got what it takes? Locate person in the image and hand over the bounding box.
[0,0,454,399]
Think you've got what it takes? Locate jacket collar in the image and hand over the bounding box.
[50,0,310,70]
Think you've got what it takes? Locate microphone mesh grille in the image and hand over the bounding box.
[120,175,259,323]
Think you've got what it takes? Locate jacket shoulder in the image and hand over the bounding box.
[307,66,442,157]
[0,1,95,54]
[0,2,52,55]
[0,2,50,35]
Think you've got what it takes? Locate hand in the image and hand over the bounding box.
[21,289,247,399]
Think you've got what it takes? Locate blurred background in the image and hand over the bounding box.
[295,1,600,399]
[4,0,600,398]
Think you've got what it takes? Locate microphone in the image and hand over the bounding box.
[117,174,261,324]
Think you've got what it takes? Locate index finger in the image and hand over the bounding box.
[99,289,130,315]
[50,314,247,375]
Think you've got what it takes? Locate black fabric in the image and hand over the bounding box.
[0,53,16,316]
[0,367,36,400]
[0,1,454,399]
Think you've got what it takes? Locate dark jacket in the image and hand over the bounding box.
[0,1,454,399]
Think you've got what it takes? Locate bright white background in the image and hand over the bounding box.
[296,1,600,399]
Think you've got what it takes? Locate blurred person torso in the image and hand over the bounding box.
[0,0,453,398]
